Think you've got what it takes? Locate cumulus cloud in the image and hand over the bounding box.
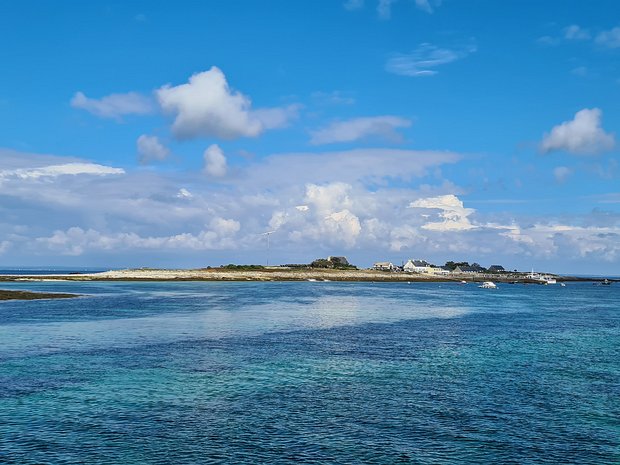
[203,144,227,177]
[540,108,615,155]
[409,194,476,231]
[157,66,297,140]
[596,26,620,48]
[3,148,620,270]
[70,91,154,119]
[137,135,170,163]
[386,43,475,77]
[501,223,620,262]
[310,116,411,145]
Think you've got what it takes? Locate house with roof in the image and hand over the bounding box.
[428,266,450,275]
[403,259,432,273]
[488,265,505,272]
[373,262,394,271]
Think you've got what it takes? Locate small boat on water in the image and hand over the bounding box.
[527,269,557,285]
[460,280,467,284]
[479,281,497,289]
[307,278,317,282]
[601,279,611,286]
[560,282,566,287]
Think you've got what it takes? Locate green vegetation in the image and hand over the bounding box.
[310,258,357,270]
[444,261,469,270]
[219,264,265,270]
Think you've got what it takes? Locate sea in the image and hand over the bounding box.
[0,280,618,464]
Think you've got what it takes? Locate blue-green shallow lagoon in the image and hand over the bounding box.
[0,281,618,464]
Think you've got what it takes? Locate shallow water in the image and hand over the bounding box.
[0,281,618,464]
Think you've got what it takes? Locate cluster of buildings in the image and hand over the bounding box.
[372,259,506,275]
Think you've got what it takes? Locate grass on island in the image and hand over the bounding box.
[0,290,79,301]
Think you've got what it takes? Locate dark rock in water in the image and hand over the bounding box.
[0,290,79,301]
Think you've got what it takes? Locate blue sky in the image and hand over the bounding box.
[1,0,619,273]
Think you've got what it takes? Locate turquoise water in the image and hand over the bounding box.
[0,281,618,464]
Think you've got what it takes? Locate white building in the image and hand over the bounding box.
[403,259,431,273]
[373,262,394,271]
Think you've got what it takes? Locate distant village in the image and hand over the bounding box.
[281,256,510,275]
[372,259,508,275]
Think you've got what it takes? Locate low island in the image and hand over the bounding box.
[0,258,614,285]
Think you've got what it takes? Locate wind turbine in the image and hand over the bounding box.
[261,230,276,266]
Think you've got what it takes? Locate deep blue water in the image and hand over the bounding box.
[0,281,618,464]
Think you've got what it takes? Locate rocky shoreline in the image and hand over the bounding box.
[0,268,611,283]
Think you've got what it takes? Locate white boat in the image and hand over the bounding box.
[460,280,467,284]
[527,269,556,285]
[307,278,317,282]
[560,282,566,287]
[479,281,497,289]
[542,276,557,285]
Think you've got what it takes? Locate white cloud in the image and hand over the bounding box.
[3,148,620,270]
[540,108,615,155]
[244,148,461,188]
[209,217,240,236]
[310,116,411,145]
[137,135,170,163]
[36,226,240,256]
[157,66,297,140]
[176,188,193,199]
[70,91,154,119]
[596,26,620,48]
[564,25,590,40]
[386,43,475,77]
[501,223,620,262]
[553,166,572,183]
[0,163,124,181]
[409,194,475,231]
[203,144,227,177]
[0,241,9,255]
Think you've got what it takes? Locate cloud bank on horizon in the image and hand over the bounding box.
[0,1,619,273]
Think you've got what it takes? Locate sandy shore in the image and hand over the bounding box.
[0,267,594,283]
